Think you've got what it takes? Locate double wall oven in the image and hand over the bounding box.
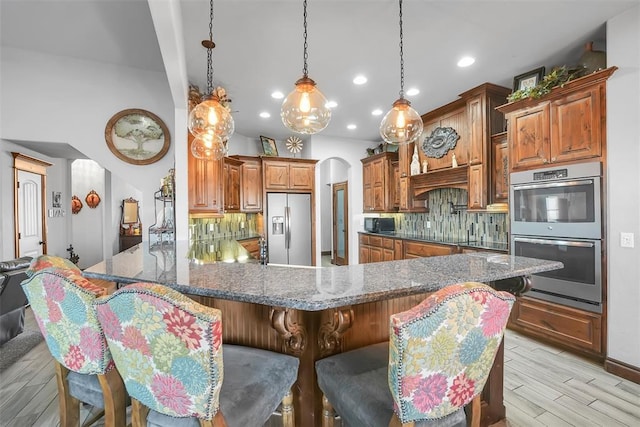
[510,162,603,313]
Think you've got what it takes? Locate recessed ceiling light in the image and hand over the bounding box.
[271,91,284,99]
[325,100,338,109]
[353,75,367,85]
[371,109,383,116]
[457,56,475,67]
[347,124,357,130]
[406,88,420,96]
[259,112,271,118]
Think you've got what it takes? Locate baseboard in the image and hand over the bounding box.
[321,251,331,256]
[604,357,640,384]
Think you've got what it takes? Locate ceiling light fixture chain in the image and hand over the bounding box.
[398,0,404,99]
[302,0,309,77]
[206,0,214,95]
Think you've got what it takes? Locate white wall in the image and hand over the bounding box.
[309,135,376,265]
[0,47,175,261]
[606,5,640,369]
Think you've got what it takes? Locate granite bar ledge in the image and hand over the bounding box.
[83,240,562,310]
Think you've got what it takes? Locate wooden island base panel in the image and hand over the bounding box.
[83,240,562,427]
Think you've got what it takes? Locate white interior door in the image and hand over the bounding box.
[17,169,44,258]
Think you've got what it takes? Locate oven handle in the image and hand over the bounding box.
[512,179,593,191]
[514,237,595,248]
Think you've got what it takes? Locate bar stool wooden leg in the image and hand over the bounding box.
[321,394,335,427]
[469,395,481,427]
[132,398,150,427]
[389,413,415,427]
[97,368,127,427]
[281,390,295,427]
[55,362,81,427]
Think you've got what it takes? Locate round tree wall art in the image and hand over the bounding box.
[105,109,171,165]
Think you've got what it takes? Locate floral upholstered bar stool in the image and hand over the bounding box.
[315,282,516,427]
[94,282,299,427]
[21,258,127,427]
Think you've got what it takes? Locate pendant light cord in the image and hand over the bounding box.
[206,0,214,95]
[398,0,405,99]
[302,0,309,77]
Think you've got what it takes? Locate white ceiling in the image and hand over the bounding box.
[2,0,638,152]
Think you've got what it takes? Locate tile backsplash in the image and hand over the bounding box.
[190,213,261,240]
[381,188,508,244]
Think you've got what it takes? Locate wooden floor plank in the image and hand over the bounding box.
[512,384,596,426]
[589,378,640,407]
[503,402,546,427]
[567,378,640,419]
[534,411,575,427]
[503,387,546,418]
[555,394,628,427]
[588,398,640,426]
[14,375,57,420]
[504,361,597,406]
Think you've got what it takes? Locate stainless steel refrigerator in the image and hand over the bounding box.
[266,193,312,266]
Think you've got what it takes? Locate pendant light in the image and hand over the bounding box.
[188,0,234,160]
[379,0,423,145]
[281,0,331,135]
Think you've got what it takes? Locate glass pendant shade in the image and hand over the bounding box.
[188,94,235,141]
[191,132,227,161]
[281,76,331,135]
[379,98,423,145]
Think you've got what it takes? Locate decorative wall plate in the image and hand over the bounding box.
[286,136,303,155]
[71,196,83,214]
[422,126,460,158]
[105,108,170,165]
[85,190,101,209]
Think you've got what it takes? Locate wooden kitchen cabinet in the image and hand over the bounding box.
[392,160,400,208]
[498,67,616,172]
[403,240,458,259]
[230,155,262,212]
[467,164,486,210]
[490,132,509,204]
[263,158,316,192]
[223,157,243,212]
[187,133,223,215]
[359,233,396,264]
[462,84,511,210]
[508,296,603,358]
[361,152,398,212]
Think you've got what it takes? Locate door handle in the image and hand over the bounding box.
[39,241,45,245]
[285,207,291,250]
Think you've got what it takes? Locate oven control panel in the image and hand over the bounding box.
[533,168,568,181]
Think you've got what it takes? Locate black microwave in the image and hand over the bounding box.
[364,218,395,233]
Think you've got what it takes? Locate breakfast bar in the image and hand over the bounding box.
[84,240,562,427]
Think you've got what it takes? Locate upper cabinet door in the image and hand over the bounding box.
[188,134,223,214]
[550,86,602,163]
[263,161,289,190]
[240,159,262,212]
[289,163,315,191]
[467,94,485,165]
[508,102,551,170]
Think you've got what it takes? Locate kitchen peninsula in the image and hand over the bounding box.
[84,240,562,427]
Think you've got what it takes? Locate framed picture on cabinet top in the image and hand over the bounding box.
[105,108,171,165]
[260,135,279,157]
[513,67,545,91]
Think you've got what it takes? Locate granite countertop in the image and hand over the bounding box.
[359,231,509,253]
[84,240,561,311]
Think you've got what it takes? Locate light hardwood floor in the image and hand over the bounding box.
[1,308,639,427]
